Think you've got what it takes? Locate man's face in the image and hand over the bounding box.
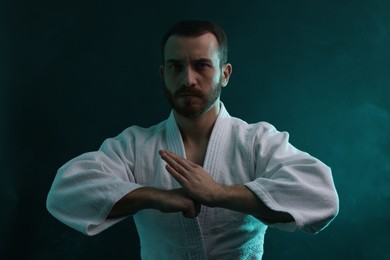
[160,33,230,118]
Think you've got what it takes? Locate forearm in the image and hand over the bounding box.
[159,150,293,223]
[108,187,199,219]
[108,187,157,218]
[213,184,294,224]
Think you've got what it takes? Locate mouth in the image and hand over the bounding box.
[177,92,201,98]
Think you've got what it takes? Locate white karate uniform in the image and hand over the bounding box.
[47,103,339,259]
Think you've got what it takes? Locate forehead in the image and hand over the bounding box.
[164,33,219,62]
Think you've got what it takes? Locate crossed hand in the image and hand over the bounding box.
[159,149,223,217]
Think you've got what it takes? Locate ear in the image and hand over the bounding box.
[159,65,165,79]
[221,63,232,87]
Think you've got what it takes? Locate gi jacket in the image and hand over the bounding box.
[47,103,339,259]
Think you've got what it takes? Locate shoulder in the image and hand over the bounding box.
[228,116,279,137]
[101,120,167,150]
[119,120,167,139]
[226,116,290,152]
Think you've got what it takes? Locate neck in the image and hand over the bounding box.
[174,100,221,144]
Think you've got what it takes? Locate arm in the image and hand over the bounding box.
[47,129,142,235]
[108,187,200,219]
[159,150,293,224]
[246,125,339,233]
[212,184,293,223]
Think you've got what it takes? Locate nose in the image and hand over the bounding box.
[181,66,196,88]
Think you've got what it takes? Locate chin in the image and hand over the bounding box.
[177,108,203,119]
[178,103,216,119]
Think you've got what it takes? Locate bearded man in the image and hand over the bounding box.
[47,20,339,259]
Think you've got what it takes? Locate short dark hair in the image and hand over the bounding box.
[161,20,228,65]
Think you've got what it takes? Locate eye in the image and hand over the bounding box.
[195,62,210,71]
[168,63,183,71]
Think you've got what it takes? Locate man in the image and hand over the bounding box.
[47,20,339,259]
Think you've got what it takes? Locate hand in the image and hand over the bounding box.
[159,149,224,207]
[155,188,200,218]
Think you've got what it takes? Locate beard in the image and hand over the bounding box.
[163,79,223,119]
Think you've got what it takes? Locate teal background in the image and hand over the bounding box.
[1,0,389,259]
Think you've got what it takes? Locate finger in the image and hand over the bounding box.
[160,152,184,171]
[182,201,199,218]
[165,164,188,184]
[164,150,200,169]
[185,159,199,168]
[161,150,194,171]
[194,201,201,215]
[160,150,193,173]
[160,151,177,166]
[183,208,197,218]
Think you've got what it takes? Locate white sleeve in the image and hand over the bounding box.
[46,129,143,236]
[245,124,339,234]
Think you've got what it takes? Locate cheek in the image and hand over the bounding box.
[163,75,180,92]
[211,71,222,84]
[164,72,179,83]
[163,73,173,85]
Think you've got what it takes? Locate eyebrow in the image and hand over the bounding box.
[165,58,212,64]
[195,58,212,63]
[165,59,182,64]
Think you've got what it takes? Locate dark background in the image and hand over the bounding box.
[1,0,389,259]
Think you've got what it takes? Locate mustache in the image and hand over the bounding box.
[174,88,203,98]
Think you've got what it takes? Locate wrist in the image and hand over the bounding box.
[209,184,248,209]
[207,184,229,207]
[146,187,166,211]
